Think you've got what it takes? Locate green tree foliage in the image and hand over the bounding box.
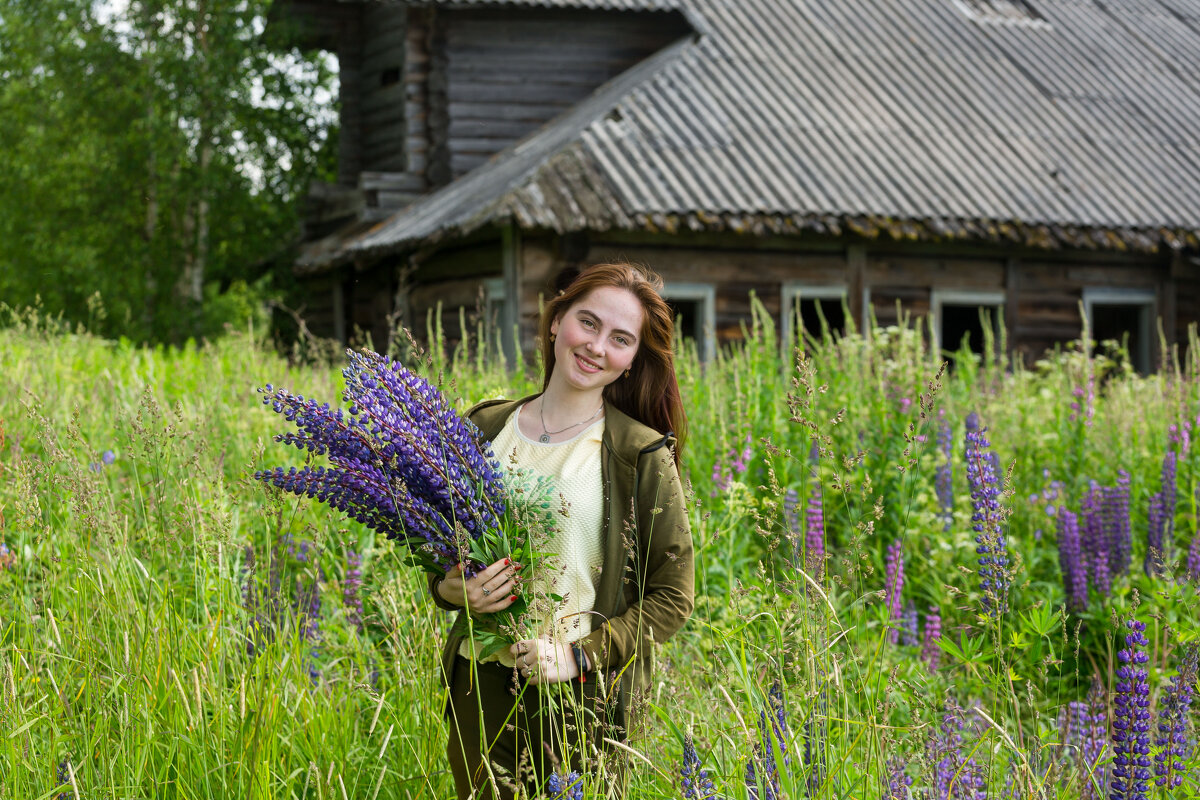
[0,0,335,341]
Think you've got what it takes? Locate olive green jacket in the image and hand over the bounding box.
[429,396,695,734]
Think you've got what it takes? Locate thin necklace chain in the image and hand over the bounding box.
[538,397,603,442]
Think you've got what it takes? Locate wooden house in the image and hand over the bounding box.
[271,0,1200,370]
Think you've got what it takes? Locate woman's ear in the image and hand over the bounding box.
[550,316,560,337]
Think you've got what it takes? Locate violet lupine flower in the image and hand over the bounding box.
[1081,488,1111,600]
[1058,700,1089,761]
[901,602,920,648]
[883,757,913,800]
[344,549,364,632]
[1057,508,1088,613]
[885,538,905,645]
[927,700,987,800]
[56,759,74,799]
[936,412,954,532]
[922,606,942,672]
[1146,493,1166,578]
[1104,473,1132,576]
[1080,676,1109,800]
[964,412,1009,618]
[545,770,584,800]
[805,486,824,576]
[0,541,14,571]
[680,736,719,800]
[746,685,788,800]
[783,488,801,540]
[1110,618,1152,800]
[1154,644,1198,788]
[1161,450,1178,550]
[711,460,732,495]
[256,350,506,577]
[1187,522,1200,583]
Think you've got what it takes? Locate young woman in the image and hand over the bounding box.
[427,263,695,799]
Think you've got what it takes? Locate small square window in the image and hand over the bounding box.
[662,283,716,362]
[1083,288,1155,374]
[931,290,1005,363]
[781,283,847,349]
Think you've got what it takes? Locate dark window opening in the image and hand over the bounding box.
[941,304,1000,359]
[1091,303,1150,374]
[380,67,400,87]
[791,297,846,341]
[667,298,702,347]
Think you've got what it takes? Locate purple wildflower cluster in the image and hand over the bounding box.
[1188,512,1200,582]
[680,736,719,799]
[883,756,912,799]
[964,413,1008,618]
[241,536,326,660]
[936,410,954,532]
[927,699,987,800]
[1154,643,1198,788]
[255,350,506,577]
[1057,508,1088,613]
[88,448,116,473]
[1111,618,1152,800]
[545,769,584,800]
[1145,451,1177,577]
[1168,415,1194,456]
[1081,486,1112,598]
[922,606,942,672]
[1069,372,1095,426]
[711,434,753,495]
[1027,469,1065,540]
[0,540,14,571]
[1055,678,1108,799]
[745,681,790,800]
[885,538,904,645]
[901,602,920,648]
[805,486,824,576]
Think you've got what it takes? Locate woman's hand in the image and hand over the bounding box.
[510,637,581,685]
[436,558,521,613]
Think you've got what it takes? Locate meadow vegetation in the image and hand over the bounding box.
[1,300,1198,798]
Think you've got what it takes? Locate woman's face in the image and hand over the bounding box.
[549,286,644,395]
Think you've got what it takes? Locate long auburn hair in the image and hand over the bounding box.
[539,263,687,465]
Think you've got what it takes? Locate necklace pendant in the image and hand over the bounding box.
[538,433,551,444]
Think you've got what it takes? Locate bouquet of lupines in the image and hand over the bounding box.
[254,349,557,658]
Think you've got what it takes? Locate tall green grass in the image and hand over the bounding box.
[1,301,1198,798]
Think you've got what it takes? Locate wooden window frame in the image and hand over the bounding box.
[1082,287,1156,373]
[930,289,1006,354]
[662,282,716,362]
[780,282,848,349]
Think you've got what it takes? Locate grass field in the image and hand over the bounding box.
[1,301,1198,799]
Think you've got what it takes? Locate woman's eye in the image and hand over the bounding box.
[614,336,629,346]
[581,318,595,328]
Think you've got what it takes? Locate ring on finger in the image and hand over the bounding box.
[481,587,491,597]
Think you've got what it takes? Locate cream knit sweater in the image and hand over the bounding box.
[458,406,605,667]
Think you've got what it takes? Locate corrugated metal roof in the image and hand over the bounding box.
[303,0,1200,270]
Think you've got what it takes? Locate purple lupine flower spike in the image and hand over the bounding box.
[1154,643,1198,788]
[1057,508,1088,613]
[805,485,824,576]
[1187,501,1200,582]
[1146,493,1166,578]
[1161,450,1177,552]
[1082,485,1111,599]
[680,736,719,800]
[901,602,920,648]
[928,700,987,800]
[922,606,942,672]
[1081,676,1108,800]
[545,770,584,800]
[1111,618,1152,800]
[1105,472,1132,576]
[965,412,1009,618]
[885,538,904,645]
[883,756,913,799]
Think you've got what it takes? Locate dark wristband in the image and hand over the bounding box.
[570,643,589,683]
